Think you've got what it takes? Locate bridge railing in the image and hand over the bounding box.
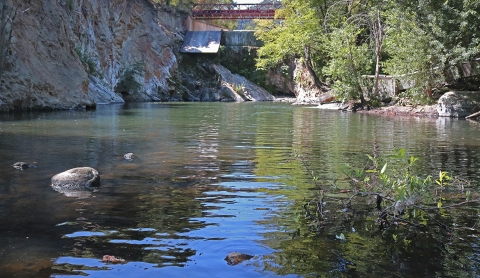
[192,3,283,20]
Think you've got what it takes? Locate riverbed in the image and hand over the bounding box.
[0,102,479,277]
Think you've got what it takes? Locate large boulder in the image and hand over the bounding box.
[437,91,480,118]
[51,167,100,192]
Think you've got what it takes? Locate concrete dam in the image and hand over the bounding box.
[181,17,263,53]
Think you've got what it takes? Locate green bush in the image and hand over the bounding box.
[74,46,97,76]
[66,0,74,11]
[297,148,473,237]
[114,61,145,96]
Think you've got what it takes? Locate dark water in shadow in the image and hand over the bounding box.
[0,102,479,277]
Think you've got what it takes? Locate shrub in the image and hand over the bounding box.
[114,61,145,96]
[74,46,97,76]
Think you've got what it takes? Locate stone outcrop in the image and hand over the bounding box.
[212,64,275,102]
[0,0,181,111]
[437,91,480,118]
[292,59,324,104]
[1,0,94,111]
[266,58,326,105]
[88,76,125,104]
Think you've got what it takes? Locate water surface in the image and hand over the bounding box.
[0,102,479,277]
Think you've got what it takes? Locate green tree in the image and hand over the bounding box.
[384,0,480,98]
[255,0,480,103]
[115,61,145,96]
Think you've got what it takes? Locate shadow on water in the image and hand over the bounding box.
[0,102,479,277]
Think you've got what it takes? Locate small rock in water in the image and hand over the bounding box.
[12,162,36,170]
[224,252,254,265]
[124,153,134,160]
[102,255,125,264]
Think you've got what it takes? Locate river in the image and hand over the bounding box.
[0,102,479,277]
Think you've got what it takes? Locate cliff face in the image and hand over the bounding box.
[0,0,183,111]
[1,0,92,110]
[0,0,277,112]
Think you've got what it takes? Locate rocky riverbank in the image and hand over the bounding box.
[316,101,438,117]
[314,90,480,120]
[356,104,439,117]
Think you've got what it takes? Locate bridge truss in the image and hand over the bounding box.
[192,3,282,20]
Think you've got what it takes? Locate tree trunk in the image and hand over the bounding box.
[303,46,329,91]
[372,10,383,98]
[466,110,480,119]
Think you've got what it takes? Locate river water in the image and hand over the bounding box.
[0,102,479,277]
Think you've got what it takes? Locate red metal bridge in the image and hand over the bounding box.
[192,3,282,20]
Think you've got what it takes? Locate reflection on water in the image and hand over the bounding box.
[0,102,479,277]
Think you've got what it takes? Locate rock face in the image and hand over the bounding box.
[437,91,480,118]
[292,59,324,104]
[212,64,275,102]
[51,167,100,191]
[0,0,181,111]
[0,0,275,111]
[1,0,94,111]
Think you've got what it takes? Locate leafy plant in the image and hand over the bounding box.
[296,148,475,243]
[66,0,74,11]
[233,83,245,94]
[74,46,97,76]
[115,61,145,96]
[255,0,480,103]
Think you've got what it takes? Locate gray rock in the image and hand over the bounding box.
[212,64,275,102]
[12,162,37,170]
[51,167,100,192]
[124,153,134,160]
[224,252,254,265]
[88,76,125,105]
[437,91,480,118]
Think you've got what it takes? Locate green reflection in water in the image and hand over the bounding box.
[0,102,479,277]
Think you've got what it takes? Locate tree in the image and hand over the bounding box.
[384,0,480,99]
[255,0,330,91]
[255,0,480,103]
[255,0,384,102]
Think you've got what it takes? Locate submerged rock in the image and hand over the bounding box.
[51,167,100,192]
[102,255,125,264]
[224,252,254,265]
[12,162,37,170]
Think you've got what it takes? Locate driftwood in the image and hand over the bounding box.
[465,110,480,119]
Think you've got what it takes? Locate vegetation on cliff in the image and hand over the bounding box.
[255,0,480,105]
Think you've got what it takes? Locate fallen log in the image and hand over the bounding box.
[465,110,480,119]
